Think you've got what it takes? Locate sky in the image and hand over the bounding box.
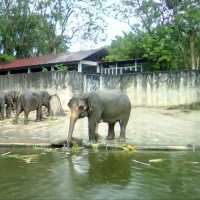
[69,17,131,52]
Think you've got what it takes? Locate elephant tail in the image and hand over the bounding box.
[49,94,65,116]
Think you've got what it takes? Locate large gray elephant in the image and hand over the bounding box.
[67,90,131,145]
[4,90,19,118]
[14,90,51,124]
[0,93,5,120]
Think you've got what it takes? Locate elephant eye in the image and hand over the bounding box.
[79,105,87,110]
[79,105,84,110]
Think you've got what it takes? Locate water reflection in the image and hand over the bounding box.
[69,151,132,186]
[0,149,200,200]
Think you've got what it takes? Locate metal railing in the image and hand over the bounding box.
[101,65,143,75]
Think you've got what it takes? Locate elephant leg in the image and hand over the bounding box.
[36,106,42,121]
[2,107,4,120]
[107,122,115,140]
[14,105,22,123]
[88,118,98,142]
[24,110,29,125]
[6,104,12,118]
[47,105,50,116]
[40,108,43,120]
[94,124,101,141]
[119,119,128,140]
[0,107,4,120]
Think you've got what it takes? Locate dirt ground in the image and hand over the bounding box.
[0,107,200,147]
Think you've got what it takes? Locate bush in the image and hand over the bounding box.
[0,54,15,63]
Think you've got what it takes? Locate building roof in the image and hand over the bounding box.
[0,47,107,71]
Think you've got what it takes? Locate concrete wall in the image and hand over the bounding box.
[1,70,200,109]
[101,71,200,107]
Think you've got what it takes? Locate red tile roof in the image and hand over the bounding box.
[0,54,58,71]
[0,48,106,71]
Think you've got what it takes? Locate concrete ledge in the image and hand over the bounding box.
[83,143,198,151]
[0,143,51,148]
[0,142,198,151]
[136,145,197,151]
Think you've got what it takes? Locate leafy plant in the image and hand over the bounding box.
[0,54,15,63]
[42,67,48,73]
[54,64,67,71]
[0,0,108,58]
[105,0,200,70]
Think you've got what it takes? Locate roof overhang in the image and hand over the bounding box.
[80,60,98,66]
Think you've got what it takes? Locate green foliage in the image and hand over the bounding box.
[105,32,143,61]
[54,64,67,71]
[105,26,180,70]
[0,0,107,58]
[0,54,15,63]
[106,0,200,70]
[42,67,48,73]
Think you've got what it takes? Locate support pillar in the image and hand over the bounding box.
[78,62,82,72]
[51,66,54,71]
[115,63,118,75]
[97,65,100,73]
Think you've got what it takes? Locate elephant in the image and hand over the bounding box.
[67,90,131,145]
[49,94,65,117]
[0,93,5,120]
[14,90,51,124]
[4,90,19,118]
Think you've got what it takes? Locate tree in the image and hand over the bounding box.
[172,0,200,69]
[105,26,179,70]
[106,0,200,70]
[105,32,143,61]
[0,0,107,58]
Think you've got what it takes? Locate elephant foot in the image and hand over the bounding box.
[12,119,18,124]
[24,121,28,125]
[118,136,126,143]
[88,139,97,144]
[35,119,41,122]
[95,134,102,141]
[106,135,115,140]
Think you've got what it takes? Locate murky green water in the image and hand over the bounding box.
[0,148,200,200]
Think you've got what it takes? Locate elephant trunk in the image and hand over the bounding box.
[67,112,78,147]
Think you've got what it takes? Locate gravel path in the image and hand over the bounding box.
[0,108,199,147]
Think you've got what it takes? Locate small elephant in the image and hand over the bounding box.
[49,94,65,117]
[15,90,51,124]
[4,90,19,118]
[67,90,131,144]
[0,93,5,120]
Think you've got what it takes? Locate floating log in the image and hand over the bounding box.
[51,137,83,148]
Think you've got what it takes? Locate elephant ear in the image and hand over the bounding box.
[87,92,99,114]
[68,98,73,108]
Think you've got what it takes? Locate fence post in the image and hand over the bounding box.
[100,74,103,90]
[78,62,83,72]
[83,73,87,92]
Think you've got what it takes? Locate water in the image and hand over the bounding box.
[0,148,200,200]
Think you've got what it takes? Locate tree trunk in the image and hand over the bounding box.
[189,31,196,70]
